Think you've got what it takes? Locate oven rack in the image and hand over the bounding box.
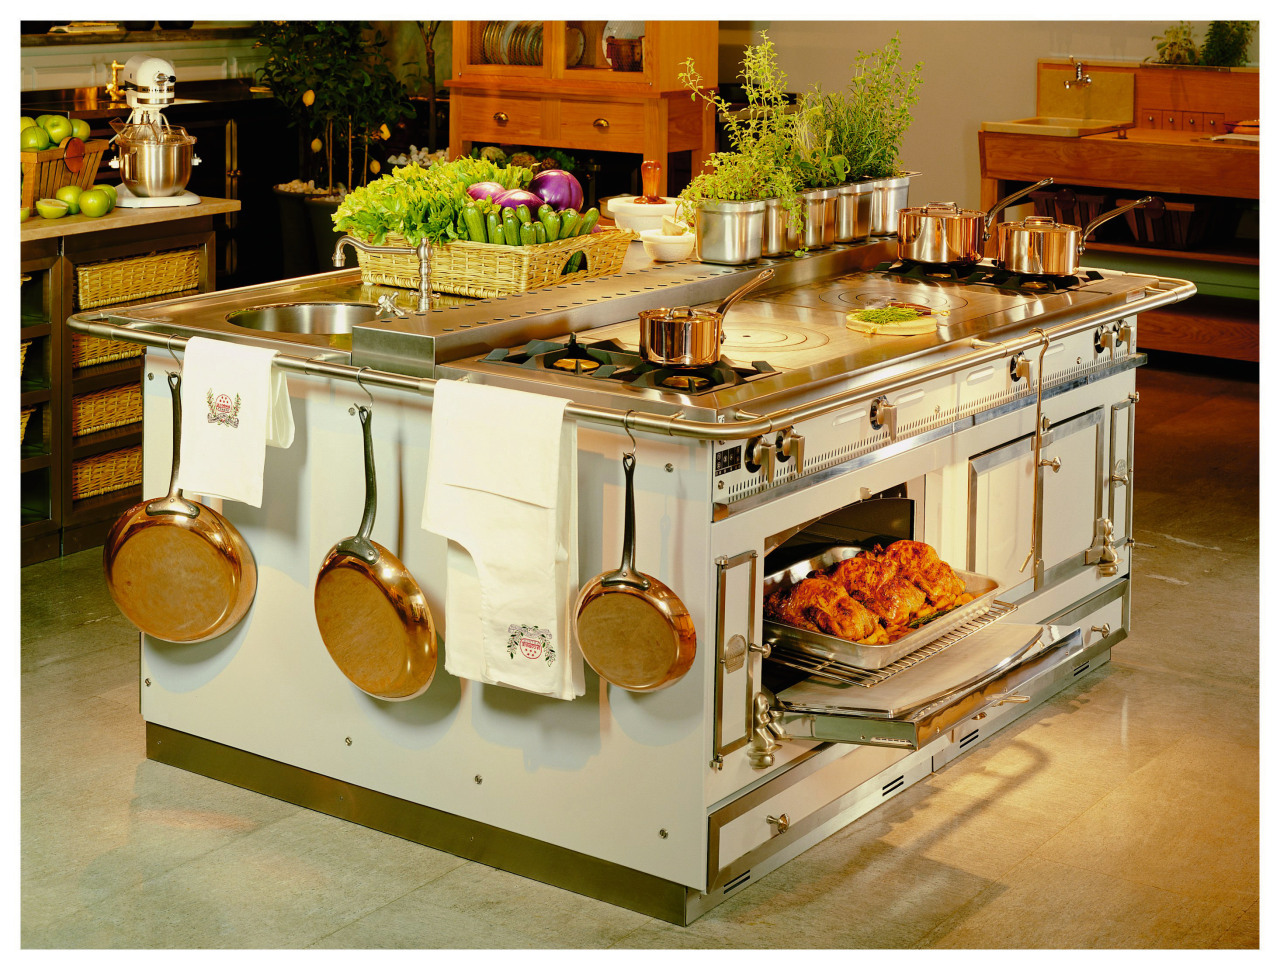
[766,600,1019,687]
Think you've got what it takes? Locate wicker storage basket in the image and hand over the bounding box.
[20,340,31,375]
[71,445,143,501]
[72,383,143,437]
[72,287,198,368]
[21,406,34,442]
[21,139,109,210]
[75,248,201,310]
[354,229,637,299]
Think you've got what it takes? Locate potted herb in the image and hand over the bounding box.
[678,31,804,262]
[789,100,850,249]
[1147,22,1199,65]
[1199,21,1256,67]
[824,34,924,236]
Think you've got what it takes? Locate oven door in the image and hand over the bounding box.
[767,624,1083,750]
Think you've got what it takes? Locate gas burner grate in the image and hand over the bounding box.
[873,259,975,282]
[767,600,1019,687]
[609,357,776,392]
[873,260,1103,293]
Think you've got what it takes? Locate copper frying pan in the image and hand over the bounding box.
[574,452,696,691]
[314,403,436,701]
[102,371,257,642]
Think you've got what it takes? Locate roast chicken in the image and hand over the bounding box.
[764,576,881,643]
[765,540,971,645]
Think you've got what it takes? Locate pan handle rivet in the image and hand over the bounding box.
[475,775,483,784]
[659,829,669,839]
[344,737,352,746]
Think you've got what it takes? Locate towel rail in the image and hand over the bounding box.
[67,277,1193,445]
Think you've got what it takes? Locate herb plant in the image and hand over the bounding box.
[831,34,923,180]
[1148,22,1199,65]
[1200,21,1256,67]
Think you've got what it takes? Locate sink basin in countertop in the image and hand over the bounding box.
[981,117,1132,137]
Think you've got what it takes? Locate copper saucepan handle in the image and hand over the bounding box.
[335,404,380,565]
[1078,196,1156,254]
[602,451,650,591]
[715,267,775,317]
[145,370,199,519]
[984,176,1055,234]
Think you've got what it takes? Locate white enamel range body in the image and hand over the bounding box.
[131,250,1194,924]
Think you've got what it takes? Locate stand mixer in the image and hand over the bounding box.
[108,54,201,207]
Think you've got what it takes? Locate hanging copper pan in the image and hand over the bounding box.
[314,402,437,701]
[102,371,257,642]
[574,451,696,691]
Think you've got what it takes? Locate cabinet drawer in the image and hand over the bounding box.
[558,99,646,152]
[453,92,546,142]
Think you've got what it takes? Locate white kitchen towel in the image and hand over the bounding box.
[174,336,295,508]
[422,379,583,700]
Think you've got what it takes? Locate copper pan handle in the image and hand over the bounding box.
[145,370,199,519]
[715,267,775,317]
[1079,196,1156,253]
[335,404,380,564]
[984,176,1054,233]
[602,452,650,590]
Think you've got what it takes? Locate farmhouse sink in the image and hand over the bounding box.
[981,117,1133,137]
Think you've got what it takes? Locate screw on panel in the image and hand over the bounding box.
[344,737,352,746]
[147,372,154,380]
[144,678,151,686]
[475,775,483,784]
[659,829,669,839]
[665,463,674,472]
[717,480,725,490]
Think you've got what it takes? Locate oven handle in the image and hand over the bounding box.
[66,277,1194,443]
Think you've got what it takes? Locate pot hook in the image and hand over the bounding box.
[622,409,638,457]
[351,366,375,415]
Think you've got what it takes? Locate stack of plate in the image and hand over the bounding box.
[481,21,587,67]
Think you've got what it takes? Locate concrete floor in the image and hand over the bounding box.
[20,356,1259,949]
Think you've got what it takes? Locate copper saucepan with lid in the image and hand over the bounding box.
[995,196,1158,276]
[897,177,1054,265]
[102,370,257,643]
[638,267,774,368]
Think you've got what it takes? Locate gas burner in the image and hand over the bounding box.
[961,266,1105,292]
[481,335,776,395]
[873,259,979,282]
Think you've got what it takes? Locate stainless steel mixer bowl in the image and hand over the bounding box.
[117,133,196,198]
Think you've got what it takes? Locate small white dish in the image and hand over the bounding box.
[640,228,695,262]
[607,195,678,232]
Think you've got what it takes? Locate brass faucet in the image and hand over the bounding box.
[1065,56,1092,89]
[333,235,432,314]
[105,59,125,102]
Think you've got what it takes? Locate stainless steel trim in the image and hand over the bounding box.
[714,550,759,760]
[68,278,1193,444]
[144,722,694,925]
[1109,395,1137,542]
[1035,408,1105,588]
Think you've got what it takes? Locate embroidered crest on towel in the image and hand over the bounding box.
[506,624,556,666]
[206,389,242,428]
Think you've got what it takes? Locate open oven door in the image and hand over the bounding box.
[766,624,1084,751]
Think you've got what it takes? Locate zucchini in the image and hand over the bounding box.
[557,208,580,239]
[515,203,532,225]
[533,222,547,245]
[576,207,600,236]
[486,211,504,245]
[538,204,560,242]
[462,204,487,243]
[520,222,538,246]
[502,208,521,245]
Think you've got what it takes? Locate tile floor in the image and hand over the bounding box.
[19,356,1260,949]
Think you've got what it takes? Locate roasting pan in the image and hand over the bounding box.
[762,543,1004,670]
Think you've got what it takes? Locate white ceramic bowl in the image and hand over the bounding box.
[639,228,696,262]
[607,195,679,232]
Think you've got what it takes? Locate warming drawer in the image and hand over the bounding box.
[771,624,1084,750]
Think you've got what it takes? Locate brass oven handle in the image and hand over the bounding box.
[593,117,610,130]
[1039,456,1061,472]
[493,111,509,125]
[1091,623,1111,637]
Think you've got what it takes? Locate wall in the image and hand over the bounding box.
[740,21,1257,209]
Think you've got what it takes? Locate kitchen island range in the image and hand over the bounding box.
[70,239,1193,924]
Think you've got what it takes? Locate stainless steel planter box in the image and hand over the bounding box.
[761,198,790,257]
[834,180,875,243]
[694,199,766,265]
[796,186,837,250]
[869,172,918,236]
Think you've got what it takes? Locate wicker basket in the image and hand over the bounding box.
[20,340,31,376]
[354,229,637,299]
[75,248,201,310]
[71,446,143,501]
[72,287,198,368]
[21,406,34,443]
[20,139,109,210]
[71,383,143,437]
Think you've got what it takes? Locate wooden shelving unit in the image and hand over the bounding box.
[18,197,240,565]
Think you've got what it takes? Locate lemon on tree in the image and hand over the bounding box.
[35,198,69,219]
[302,89,315,107]
[78,188,113,218]
[55,184,83,214]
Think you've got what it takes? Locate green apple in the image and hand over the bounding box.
[35,198,69,219]
[55,184,83,214]
[41,115,73,145]
[34,114,55,128]
[70,118,91,141]
[90,183,118,207]
[78,188,113,218]
[20,116,37,131]
[20,125,50,151]
[21,207,30,222]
